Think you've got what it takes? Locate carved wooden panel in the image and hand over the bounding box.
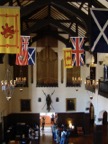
[103,65,108,80]
[98,80,108,98]
[66,66,81,87]
[37,47,58,87]
[85,78,95,93]
[31,65,33,83]
[90,66,96,80]
[36,26,58,47]
[37,36,58,47]
[13,65,28,87]
[61,59,64,83]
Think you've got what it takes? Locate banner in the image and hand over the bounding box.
[63,48,72,68]
[90,8,108,53]
[0,7,20,54]
[28,47,36,65]
[16,36,30,65]
[70,37,85,66]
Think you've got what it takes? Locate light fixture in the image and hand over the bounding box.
[85,77,98,89]
[86,64,90,67]
[86,54,97,67]
[98,118,102,122]
[92,80,98,88]
[99,61,103,65]
[15,67,26,89]
[56,97,59,102]
[38,97,41,102]
[90,95,93,100]
[1,67,16,101]
[68,120,74,129]
[72,77,82,86]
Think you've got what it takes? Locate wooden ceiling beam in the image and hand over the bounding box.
[0,0,10,5]
[16,0,21,6]
[21,0,50,17]
[22,17,76,36]
[53,5,86,30]
[30,30,68,46]
[51,0,89,28]
[92,0,106,8]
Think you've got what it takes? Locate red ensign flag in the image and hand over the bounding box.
[16,36,30,65]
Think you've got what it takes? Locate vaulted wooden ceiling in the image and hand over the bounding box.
[0,0,107,63]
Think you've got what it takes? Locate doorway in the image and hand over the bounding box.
[40,112,55,140]
[103,111,107,125]
[90,103,94,126]
[40,112,55,127]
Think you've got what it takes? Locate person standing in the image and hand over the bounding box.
[52,123,57,141]
[51,114,55,124]
[41,117,45,130]
[55,125,61,144]
[60,128,68,144]
[55,114,58,125]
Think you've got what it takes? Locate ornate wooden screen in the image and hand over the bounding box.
[37,47,58,87]
[14,65,28,87]
[66,66,81,87]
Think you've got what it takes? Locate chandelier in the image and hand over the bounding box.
[1,67,16,101]
[15,67,26,90]
[72,76,82,86]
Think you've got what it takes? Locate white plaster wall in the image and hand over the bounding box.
[9,39,89,114]
[0,55,12,121]
[0,40,108,124]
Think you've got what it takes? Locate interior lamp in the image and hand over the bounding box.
[15,68,26,87]
[1,67,16,101]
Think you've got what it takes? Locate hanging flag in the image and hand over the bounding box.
[70,37,85,66]
[63,48,72,68]
[16,36,30,65]
[90,8,108,53]
[28,47,36,65]
[0,7,20,54]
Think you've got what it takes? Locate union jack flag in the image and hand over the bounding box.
[70,37,85,66]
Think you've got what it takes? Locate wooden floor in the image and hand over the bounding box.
[8,124,108,144]
[37,125,108,144]
[38,126,92,144]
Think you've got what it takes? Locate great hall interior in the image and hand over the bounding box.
[0,0,108,144]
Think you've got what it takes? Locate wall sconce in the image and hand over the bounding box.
[98,118,102,122]
[1,67,16,101]
[56,97,59,102]
[99,61,103,65]
[92,80,99,88]
[85,107,90,111]
[90,95,93,100]
[86,64,90,67]
[85,78,98,89]
[68,120,75,129]
[38,97,41,102]
[72,77,82,86]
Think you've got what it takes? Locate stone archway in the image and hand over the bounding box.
[89,103,95,125]
[103,111,107,125]
[98,110,107,125]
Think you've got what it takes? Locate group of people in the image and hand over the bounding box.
[28,124,39,140]
[41,114,58,130]
[41,114,70,143]
[52,123,70,144]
